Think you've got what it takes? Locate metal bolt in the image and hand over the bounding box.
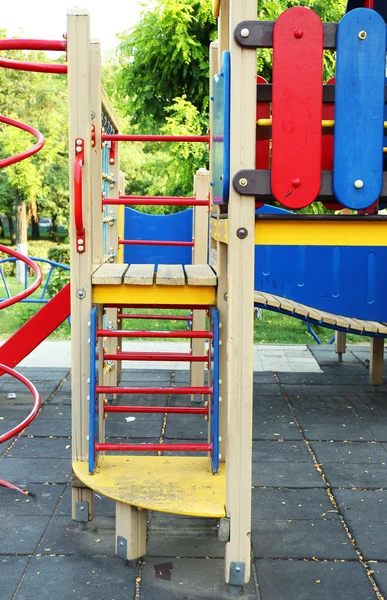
[76,289,86,300]
[354,179,364,189]
[80,506,85,511]
[76,145,83,154]
[291,178,301,188]
[237,227,248,239]
[109,158,115,164]
[235,567,241,573]
[76,138,83,145]
[91,111,96,119]
[119,541,124,547]
[239,178,248,187]
[358,30,367,40]
[224,292,228,301]
[240,27,250,38]
[294,29,303,38]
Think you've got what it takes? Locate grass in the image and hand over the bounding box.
[0,238,368,345]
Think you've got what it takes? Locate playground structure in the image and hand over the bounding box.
[1,0,387,592]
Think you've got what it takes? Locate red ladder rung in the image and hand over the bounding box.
[97,329,212,339]
[96,442,212,452]
[96,385,213,395]
[104,352,208,362]
[118,313,192,321]
[118,239,194,247]
[104,406,208,414]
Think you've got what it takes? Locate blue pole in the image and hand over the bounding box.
[88,306,97,473]
[211,307,220,474]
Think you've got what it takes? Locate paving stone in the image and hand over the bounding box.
[334,489,387,521]
[294,410,375,441]
[252,440,311,463]
[252,488,337,521]
[147,519,223,558]
[310,441,387,464]
[323,463,387,488]
[252,461,325,488]
[255,559,375,600]
[372,563,387,598]
[252,519,356,559]
[104,412,162,438]
[47,391,71,405]
[253,395,288,410]
[6,437,72,459]
[111,393,168,407]
[56,485,116,517]
[103,437,160,455]
[0,483,65,517]
[277,373,370,385]
[252,412,303,441]
[346,521,387,560]
[1,515,51,553]
[141,557,258,600]
[357,412,387,442]
[23,417,71,437]
[0,457,71,485]
[253,373,278,384]
[0,557,29,600]
[37,516,115,555]
[14,556,136,600]
[164,414,208,440]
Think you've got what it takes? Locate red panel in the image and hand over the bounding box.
[272,7,323,209]
[0,283,70,370]
[256,76,270,209]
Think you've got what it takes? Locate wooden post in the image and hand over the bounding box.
[190,169,210,395]
[116,503,147,561]
[370,337,384,385]
[67,8,94,519]
[335,331,346,362]
[224,0,256,587]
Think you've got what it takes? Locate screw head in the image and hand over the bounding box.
[358,30,367,40]
[237,227,248,239]
[235,567,241,573]
[294,29,303,38]
[76,289,86,300]
[76,145,83,154]
[354,179,364,189]
[291,178,301,188]
[239,178,248,187]
[76,138,83,145]
[240,27,250,38]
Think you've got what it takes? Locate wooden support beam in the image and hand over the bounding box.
[116,502,147,561]
[370,337,384,386]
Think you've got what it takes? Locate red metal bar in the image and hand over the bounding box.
[0,364,40,443]
[0,115,45,168]
[0,39,66,51]
[74,140,85,253]
[98,330,211,339]
[96,442,212,452]
[106,304,208,310]
[102,134,209,143]
[104,196,209,207]
[118,313,192,321]
[0,57,67,74]
[96,385,212,395]
[364,0,374,7]
[119,239,194,247]
[104,352,208,362]
[0,245,43,309]
[105,406,208,414]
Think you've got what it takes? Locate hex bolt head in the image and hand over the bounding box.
[354,179,364,189]
[240,28,250,38]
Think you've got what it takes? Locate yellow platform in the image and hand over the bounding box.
[73,456,226,518]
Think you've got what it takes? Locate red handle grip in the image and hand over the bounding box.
[74,139,85,253]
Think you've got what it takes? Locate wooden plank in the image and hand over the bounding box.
[334,8,386,210]
[373,322,387,335]
[116,502,146,560]
[370,337,384,385]
[270,293,295,314]
[92,263,128,284]
[124,264,155,286]
[356,319,378,334]
[271,7,323,209]
[254,291,268,306]
[258,291,281,308]
[345,317,365,333]
[185,264,217,286]
[156,264,185,286]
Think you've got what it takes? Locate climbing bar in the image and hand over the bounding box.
[96,386,212,395]
[95,442,213,452]
[0,115,45,168]
[118,313,192,321]
[104,352,208,362]
[118,240,194,247]
[106,304,208,310]
[0,38,67,74]
[0,245,42,309]
[104,196,209,207]
[97,329,213,339]
[101,134,209,143]
[104,406,208,414]
[0,364,40,443]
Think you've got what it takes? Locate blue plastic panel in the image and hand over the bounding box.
[255,244,387,321]
[211,51,230,205]
[334,8,386,210]
[123,207,193,267]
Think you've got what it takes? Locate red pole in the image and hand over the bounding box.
[118,313,192,321]
[105,304,208,310]
[97,329,212,339]
[0,39,66,51]
[0,57,67,74]
[104,352,208,362]
[104,197,209,207]
[96,385,212,395]
[102,134,209,143]
[118,239,194,247]
[104,406,208,414]
[96,442,212,452]
[0,115,45,168]
[364,0,374,7]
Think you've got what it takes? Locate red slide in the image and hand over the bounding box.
[0,283,70,370]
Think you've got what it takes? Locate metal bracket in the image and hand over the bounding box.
[75,501,89,522]
[234,20,338,50]
[117,535,127,560]
[229,562,245,586]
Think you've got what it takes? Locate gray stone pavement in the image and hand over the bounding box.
[0,344,387,599]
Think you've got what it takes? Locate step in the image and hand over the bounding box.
[73,456,226,518]
[92,263,217,306]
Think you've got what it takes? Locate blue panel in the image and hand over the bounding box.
[211,51,230,205]
[254,245,387,321]
[334,8,386,210]
[123,207,194,267]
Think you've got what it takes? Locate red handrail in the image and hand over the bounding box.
[119,239,194,247]
[0,115,45,168]
[74,139,85,253]
[0,245,42,309]
[0,364,41,443]
[102,134,209,143]
[0,38,67,74]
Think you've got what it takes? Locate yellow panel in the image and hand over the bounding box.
[93,283,216,305]
[255,220,387,247]
[213,0,220,17]
[210,218,228,243]
[73,456,226,518]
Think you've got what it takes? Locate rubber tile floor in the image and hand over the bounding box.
[1,346,387,599]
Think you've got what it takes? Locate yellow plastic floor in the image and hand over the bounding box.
[73,456,226,518]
